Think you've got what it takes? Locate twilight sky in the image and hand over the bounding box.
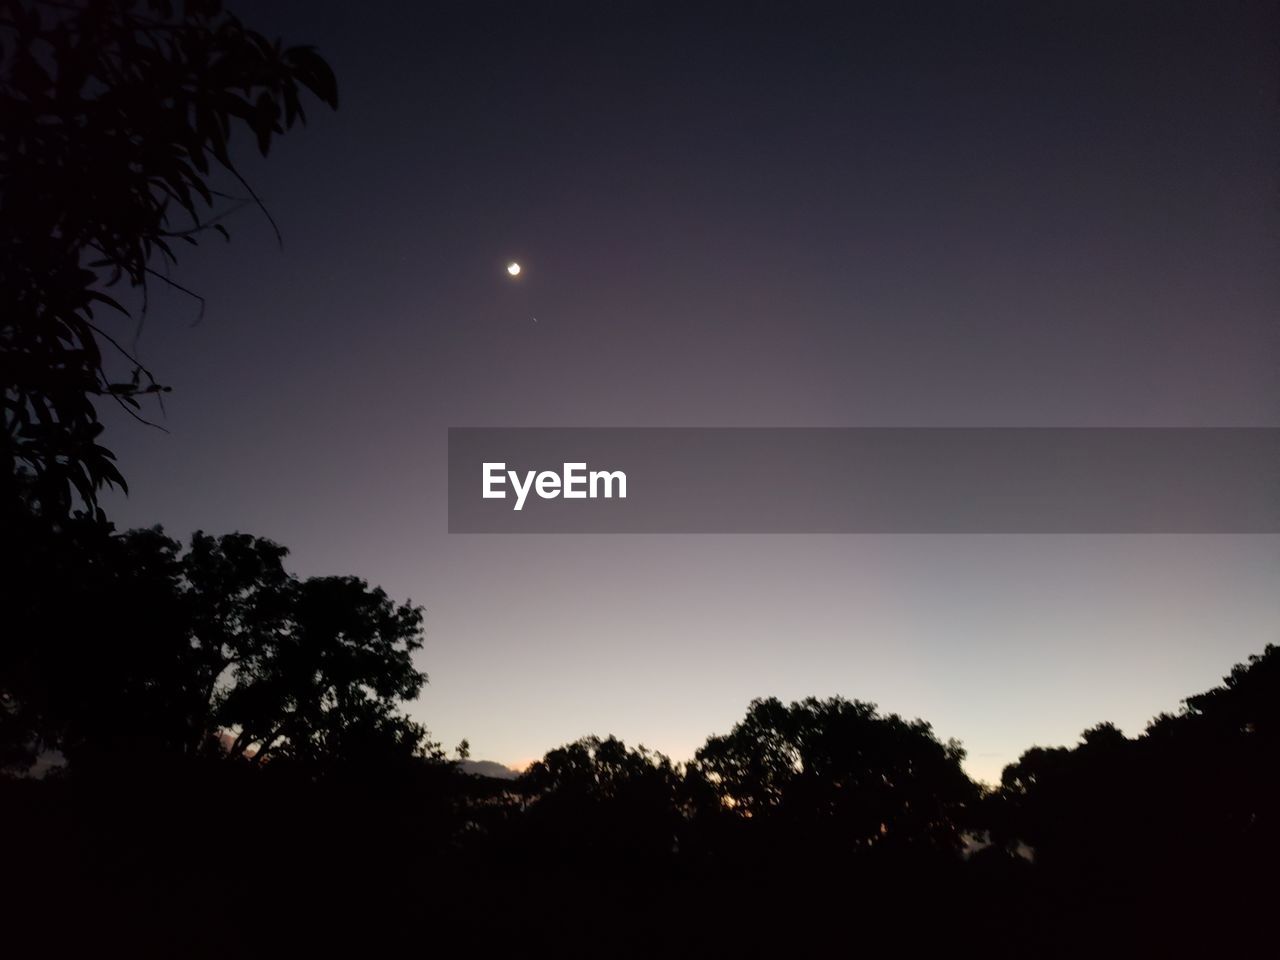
[100,0,1278,783]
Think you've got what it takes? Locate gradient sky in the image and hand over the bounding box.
[99,0,1279,783]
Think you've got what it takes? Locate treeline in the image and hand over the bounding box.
[2,518,1276,956]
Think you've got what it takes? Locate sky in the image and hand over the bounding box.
[100,0,1279,783]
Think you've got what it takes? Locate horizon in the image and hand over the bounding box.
[87,0,1278,787]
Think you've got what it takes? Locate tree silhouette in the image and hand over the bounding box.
[1,0,337,520]
[691,695,977,857]
[992,721,1140,873]
[989,645,1280,955]
[516,735,683,859]
[2,522,436,772]
[217,573,432,766]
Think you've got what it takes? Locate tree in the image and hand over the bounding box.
[1,0,338,520]
[517,735,683,858]
[1,522,437,773]
[993,646,1280,898]
[217,571,433,766]
[691,696,977,856]
[993,723,1138,870]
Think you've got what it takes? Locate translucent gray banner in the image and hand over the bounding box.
[447,428,1280,533]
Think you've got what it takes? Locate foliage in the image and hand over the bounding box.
[993,645,1280,885]
[1,519,435,772]
[0,0,337,520]
[521,734,679,803]
[516,735,683,858]
[4,558,1278,955]
[691,695,978,854]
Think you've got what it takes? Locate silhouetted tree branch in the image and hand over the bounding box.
[1,0,338,521]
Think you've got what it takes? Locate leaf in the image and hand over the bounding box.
[285,46,339,109]
[253,91,279,156]
[87,291,130,315]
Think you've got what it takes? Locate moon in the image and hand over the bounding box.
[506,262,522,277]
